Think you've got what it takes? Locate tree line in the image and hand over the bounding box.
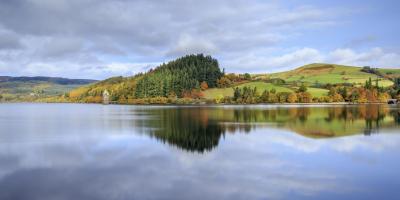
[217,78,399,104]
[222,84,312,104]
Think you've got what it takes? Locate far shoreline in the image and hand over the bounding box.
[1,101,397,106]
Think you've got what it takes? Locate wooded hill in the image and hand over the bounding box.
[55,54,223,104]
[15,54,400,104]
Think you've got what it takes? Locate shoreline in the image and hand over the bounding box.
[0,101,396,106]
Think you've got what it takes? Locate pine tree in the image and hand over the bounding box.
[233,87,241,101]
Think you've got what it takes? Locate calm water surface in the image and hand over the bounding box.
[0,103,400,200]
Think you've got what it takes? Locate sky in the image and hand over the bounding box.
[0,0,399,79]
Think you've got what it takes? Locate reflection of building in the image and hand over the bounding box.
[103,90,110,104]
[388,99,398,104]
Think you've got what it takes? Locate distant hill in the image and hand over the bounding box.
[0,76,96,85]
[0,76,97,101]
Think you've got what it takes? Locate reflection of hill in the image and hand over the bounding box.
[138,105,400,152]
[285,105,399,138]
[209,105,400,139]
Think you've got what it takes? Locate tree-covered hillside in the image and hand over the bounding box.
[58,54,223,104]
[135,54,223,98]
[9,55,400,104]
[64,76,141,103]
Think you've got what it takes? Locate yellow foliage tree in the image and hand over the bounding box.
[287,93,298,103]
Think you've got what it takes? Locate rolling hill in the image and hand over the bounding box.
[204,63,400,100]
[0,76,97,101]
[257,63,399,86]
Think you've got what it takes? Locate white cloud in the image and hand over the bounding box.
[271,48,323,67]
[327,47,400,68]
[223,47,400,73]
[166,34,218,57]
[222,47,323,73]
[101,62,159,76]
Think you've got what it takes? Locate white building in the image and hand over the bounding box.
[103,90,110,104]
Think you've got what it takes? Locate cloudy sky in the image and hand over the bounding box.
[0,0,399,79]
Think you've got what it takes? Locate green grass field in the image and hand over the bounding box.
[303,87,328,97]
[203,88,234,99]
[203,81,329,99]
[203,82,293,99]
[238,82,293,92]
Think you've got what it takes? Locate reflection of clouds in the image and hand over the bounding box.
[171,131,352,199]
[330,134,400,153]
[0,135,152,175]
[250,127,400,154]
[262,131,323,153]
[0,132,348,200]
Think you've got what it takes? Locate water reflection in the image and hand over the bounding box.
[0,104,400,200]
[137,105,400,152]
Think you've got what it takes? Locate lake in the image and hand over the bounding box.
[0,103,400,200]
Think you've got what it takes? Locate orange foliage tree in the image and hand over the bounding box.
[200,81,209,90]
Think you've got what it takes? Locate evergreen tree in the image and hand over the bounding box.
[233,87,241,101]
[365,77,372,89]
[260,90,269,102]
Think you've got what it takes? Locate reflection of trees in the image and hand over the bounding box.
[138,105,400,152]
[224,105,397,138]
[322,105,389,136]
[143,108,225,153]
[390,110,400,126]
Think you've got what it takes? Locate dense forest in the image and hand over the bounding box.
[135,54,223,98]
